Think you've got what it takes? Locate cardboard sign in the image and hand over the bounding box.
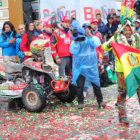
[0,10,9,19]
[0,0,8,9]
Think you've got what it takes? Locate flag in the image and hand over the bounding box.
[111,42,140,98]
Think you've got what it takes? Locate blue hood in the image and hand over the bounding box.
[71,20,85,41]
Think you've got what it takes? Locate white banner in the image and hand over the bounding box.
[40,0,118,24]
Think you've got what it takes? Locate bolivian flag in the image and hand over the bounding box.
[111,42,140,98]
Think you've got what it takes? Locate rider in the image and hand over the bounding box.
[42,21,53,47]
[42,21,55,66]
[51,16,71,77]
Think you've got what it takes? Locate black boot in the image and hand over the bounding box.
[98,102,106,108]
[78,103,84,109]
[119,115,129,125]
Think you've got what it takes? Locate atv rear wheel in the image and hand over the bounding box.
[55,83,77,103]
[22,84,46,112]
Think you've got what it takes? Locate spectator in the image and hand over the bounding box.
[34,21,43,37]
[96,13,106,40]
[16,24,25,62]
[102,20,140,124]
[0,21,18,63]
[70,20,106,109]
[116,16,121,25]
[90,19,109,87]
[113,13,118,25]
[134,19,140,33]
[53,22,59,31]
[90,18,103,63]
[51,16,71,77]
[104,15,118,62]
[43,22,53,45]
[20,22,35,61]
[105,15,118,41]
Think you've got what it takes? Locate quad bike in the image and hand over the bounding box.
[0,15,76,112]
[21,49,77,112]
[0,61,26,98]
[0,55,77,112]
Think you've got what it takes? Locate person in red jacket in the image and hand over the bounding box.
[20,22,35,61]
[51,16,71,77]
[42,22,53,48]
[42,21,56,69]
[90,18,103,63]
[90,18,109,87]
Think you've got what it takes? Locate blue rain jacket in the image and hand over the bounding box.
[70,36,101,87]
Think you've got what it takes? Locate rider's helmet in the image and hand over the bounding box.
[30,37,45,55]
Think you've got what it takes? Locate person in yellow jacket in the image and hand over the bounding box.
[102,20,140,124]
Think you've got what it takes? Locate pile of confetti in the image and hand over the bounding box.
[0,85,139,139]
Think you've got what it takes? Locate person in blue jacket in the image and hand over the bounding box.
[104,15,118,62]
[96,13,106,42]
[16,24,25,62]
[34,21,43,37]
[0,21,18,63]
[70,20,106,109]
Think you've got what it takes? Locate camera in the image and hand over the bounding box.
[72,28,78,37]
[108,30,112,34]
[72,28,85,41]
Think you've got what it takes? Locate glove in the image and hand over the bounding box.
[107,41,113,48]
[24,52,32,56]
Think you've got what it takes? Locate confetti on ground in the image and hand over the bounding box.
[0,85,140,139]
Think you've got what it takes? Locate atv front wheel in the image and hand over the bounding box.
[22,84,46,112]
[55,83,77,103]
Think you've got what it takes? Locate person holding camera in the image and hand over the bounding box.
[70,20,106,109]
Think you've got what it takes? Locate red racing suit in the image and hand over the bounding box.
[51,27,71,60]
[42,31,51,48]
[94,31,103,59]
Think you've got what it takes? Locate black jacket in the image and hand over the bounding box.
[105,23,118,41]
